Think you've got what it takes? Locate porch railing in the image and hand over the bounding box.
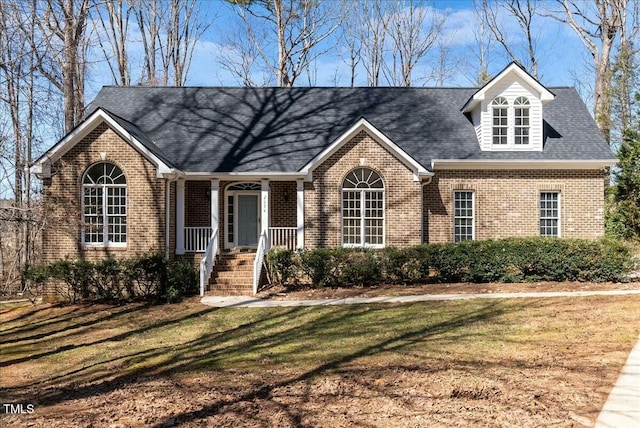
[185,227,213,252]
[199,229,219,296]
[268,227,297,250]
[253,230,269,295]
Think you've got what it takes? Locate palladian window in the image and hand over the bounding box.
[342,168,384,247]
[82,162,127,246]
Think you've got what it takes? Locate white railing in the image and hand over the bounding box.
[199,229,219,296]
[253,230,269,295]
[185,227,213,252]
[268,227,297,250]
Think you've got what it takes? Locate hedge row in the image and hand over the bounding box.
[24,254,198,304]
[266,238,634,288]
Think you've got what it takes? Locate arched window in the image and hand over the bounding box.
[82,162,127,246]
[514,97,530,145]
[492,97,508,145]
[342,168,384,247]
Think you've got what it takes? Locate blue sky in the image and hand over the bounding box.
[85,0,596,105]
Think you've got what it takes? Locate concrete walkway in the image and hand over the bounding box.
[595,335,640,428]
[202,288,640,426]
[201,288,640,308]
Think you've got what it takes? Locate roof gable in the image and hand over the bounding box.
[31,108,175,178]
[461,62,555,113]
[300,118,432,181]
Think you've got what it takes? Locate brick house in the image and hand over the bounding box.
[31,63,616,296]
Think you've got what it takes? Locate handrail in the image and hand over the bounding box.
[253,230,269,295]
[199,229,219,296]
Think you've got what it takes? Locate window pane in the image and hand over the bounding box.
[540,193,559,237]
[454,191,474,242]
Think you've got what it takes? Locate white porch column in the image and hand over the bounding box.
[296,179,304,249]
[261,179,270,238]
[176,179,185,255]
[211,179,219,234]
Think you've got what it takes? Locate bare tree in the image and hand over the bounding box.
[482,0,540,78]
[0,0,47,295]
[29,0,92,133]
[359,0,390,87]
[340,0,362,87]
[229,0,341,87]
[96,0,132,85]
[133,0,209,86]
[544,0,628,144]
[385,0,444,87]
[466,0,498,85]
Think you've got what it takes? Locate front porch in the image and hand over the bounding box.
[173,179,305,296]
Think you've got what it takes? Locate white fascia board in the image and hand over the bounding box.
[30,109,175,178]
[461,63,555,113]
[431,159,617,170]
[300,117,428,182]
[183,171,308,181]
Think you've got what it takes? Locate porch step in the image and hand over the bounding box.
[206,251,258,296]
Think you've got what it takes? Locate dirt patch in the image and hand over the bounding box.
[257,280,640,300]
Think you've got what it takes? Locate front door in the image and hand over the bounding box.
[237,194,259,247]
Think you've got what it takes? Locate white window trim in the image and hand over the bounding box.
[224,182,262,249]
[514,97,531,146]
[341,188,385,249]
[81,182,127,248]
[491,97,531,149]
[540,192,561,238]
[340,168,385,248]
[453,191,475,242]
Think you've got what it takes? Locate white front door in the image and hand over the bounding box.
[237,194,259,247]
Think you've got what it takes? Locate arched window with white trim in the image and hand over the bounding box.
[342,168,384,247]
[492,97,508,145]
[514,96,530,145]
[82,162,127,246]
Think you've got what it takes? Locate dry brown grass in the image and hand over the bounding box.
[1,292,640,427]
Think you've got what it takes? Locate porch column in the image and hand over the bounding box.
[211,179,219,234]
[261,179,269,238]
[296,179,304,249]
[176,179,185,255]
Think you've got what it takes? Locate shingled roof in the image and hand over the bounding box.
[85,86,615,173]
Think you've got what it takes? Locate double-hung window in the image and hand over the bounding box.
[540,192,560,237]
[454,191,474,242]
[342,168,384,247]
[82,162,127,246]
[514,97,530,145]
[492,97,509,145]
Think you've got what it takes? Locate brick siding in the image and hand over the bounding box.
[424,169,606,242]
[42,122,166,263]
[304,130,423,248]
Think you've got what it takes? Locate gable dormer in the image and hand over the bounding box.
[462,62,555,152]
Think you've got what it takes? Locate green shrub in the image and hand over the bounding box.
[299,248,338,287]
[336,249,381,287]
[48,259,94,303]
[123,253,167,299]
[266,238,634,288]
[166,259,198,302]
[267,248,297,285]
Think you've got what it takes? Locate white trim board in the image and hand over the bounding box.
[30,108,174,178]
[300,117,433,182]
[431,159,616,170]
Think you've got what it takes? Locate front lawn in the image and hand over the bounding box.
[2,295,640,427]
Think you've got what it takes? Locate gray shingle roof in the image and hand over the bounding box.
[86,86,614,173]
